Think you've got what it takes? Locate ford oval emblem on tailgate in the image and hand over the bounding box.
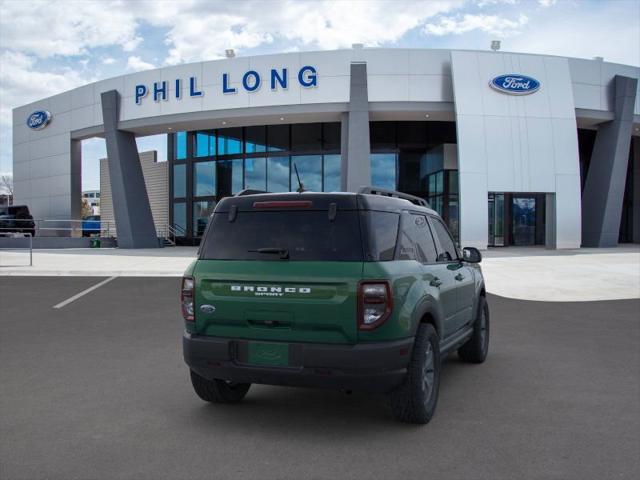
[200,304,216,313]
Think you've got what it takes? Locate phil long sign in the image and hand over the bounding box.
[490,74,541,95]
[135,65,318,105]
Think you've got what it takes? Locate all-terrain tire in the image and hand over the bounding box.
[189,370,251,404]
[389,323,441,424]
[458,295,490,364]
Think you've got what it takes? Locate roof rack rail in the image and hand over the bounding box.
[358,186,430,208]
[234,189,269,197]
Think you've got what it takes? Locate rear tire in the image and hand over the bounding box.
[458,296,490,364]
[189,370,251,404]
[389,324,441,424]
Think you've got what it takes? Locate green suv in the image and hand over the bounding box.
[182,188,489,424]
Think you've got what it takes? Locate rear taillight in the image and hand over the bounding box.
[181,276,195,322]
[358,281,393,330]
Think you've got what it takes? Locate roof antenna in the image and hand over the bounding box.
[293,163,305,193]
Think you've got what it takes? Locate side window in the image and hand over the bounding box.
[430,217,458,262]
[362,211,400,261]
[398,213,438,263]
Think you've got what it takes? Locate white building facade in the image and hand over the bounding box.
[11,48,640,248]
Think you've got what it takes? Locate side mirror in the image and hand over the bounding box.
[462,247,482,263]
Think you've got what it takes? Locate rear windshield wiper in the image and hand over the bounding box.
[248,247,290,260]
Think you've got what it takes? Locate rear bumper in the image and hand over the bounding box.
[183,333,414,393]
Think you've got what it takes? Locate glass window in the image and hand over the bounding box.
[244,157,267,191]
[217,159,243,195]
[292,123,322,151]
[173,164,186,198]
[217,127,242,155]
[291,155,322,192]
[448,170,458,195]
[370,153,396,190]
[323,154,341,192]
[397,121,426,149]
[323,123,341,151]
[268,124,289,152]
[430,217,458,262]
[267,156,290,192]
[193,200,216,237]
[174,131,187,160]
[398,214,437,263]
[245,126,267,153]
[201,211,363,261]
[362,211,399,261]
[194,131,215,157]
[173,202,186,234]
[370,122,396,150]
[194,161,216,197]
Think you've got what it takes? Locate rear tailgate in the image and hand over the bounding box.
[194,261,362,344]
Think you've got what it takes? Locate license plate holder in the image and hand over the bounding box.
[247,342,289,367]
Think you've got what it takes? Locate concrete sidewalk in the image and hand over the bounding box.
[0,245,638,302]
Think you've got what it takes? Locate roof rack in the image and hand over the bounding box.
[358,186,430,208]
[234,189,270,197]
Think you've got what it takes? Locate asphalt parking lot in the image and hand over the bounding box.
[1,277,639,480]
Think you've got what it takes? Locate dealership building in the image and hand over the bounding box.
[11,47,640,249]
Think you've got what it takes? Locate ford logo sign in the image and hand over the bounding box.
[490,74,540,95]
[26,110,52,130]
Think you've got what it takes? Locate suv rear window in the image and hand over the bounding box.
[200,210,363,261]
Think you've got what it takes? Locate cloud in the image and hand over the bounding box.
[424,13,529,37]
[128,0,464,65]
[126,55,155,72]
[102,57,117,65]
[0,0,142,58]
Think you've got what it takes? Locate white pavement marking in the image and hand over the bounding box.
[53,276,118,309]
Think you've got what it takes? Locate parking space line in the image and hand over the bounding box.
[53,276,118,309]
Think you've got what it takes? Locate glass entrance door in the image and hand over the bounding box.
[512,196,536,246]
[488,193,505,246]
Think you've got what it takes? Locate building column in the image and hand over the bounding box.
[101,90,159,248]
[341,62,371,192]
[582,75,638,247]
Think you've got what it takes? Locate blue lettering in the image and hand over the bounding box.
[222,73,237,94]
[135,85,148,105]
[270,68,288,90]
[189,76,203,97]
[153,81,167,102]
[242,71,261,92]
[175,79,181,99]
[298,66,317,87]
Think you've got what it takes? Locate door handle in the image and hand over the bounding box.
[430,277,442,287]
[455,273,465,281]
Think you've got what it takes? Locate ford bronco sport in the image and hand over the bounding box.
[182,187,489,424]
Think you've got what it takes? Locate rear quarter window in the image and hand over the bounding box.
[360,211,399,261]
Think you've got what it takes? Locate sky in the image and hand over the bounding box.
[0,0,639,192]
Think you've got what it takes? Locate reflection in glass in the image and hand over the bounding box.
[173,202,186,234]
[291,155,322,192]
[217,159,243,195]
[194,161,216,197]
[323,154,341,191]
[217,128,242,155]
[267,157,290,192]
[173,164,186,198]
[193,200,216,237]
[245,126,267,153]
[175,131,187,160]
[370,153,396,190]
[245,158,267,191]
[195,131,215,157]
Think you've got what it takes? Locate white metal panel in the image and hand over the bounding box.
[360,49,409,75]
[71,104,95,131]
[408,75,453,102]
[202,57,250,87]
[368,75,409,102]
[408,49,451,76]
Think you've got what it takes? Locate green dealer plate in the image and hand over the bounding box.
[247,342,289,367]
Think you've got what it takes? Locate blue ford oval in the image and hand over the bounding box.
[490,74,540,95]
[26,110,52,130]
